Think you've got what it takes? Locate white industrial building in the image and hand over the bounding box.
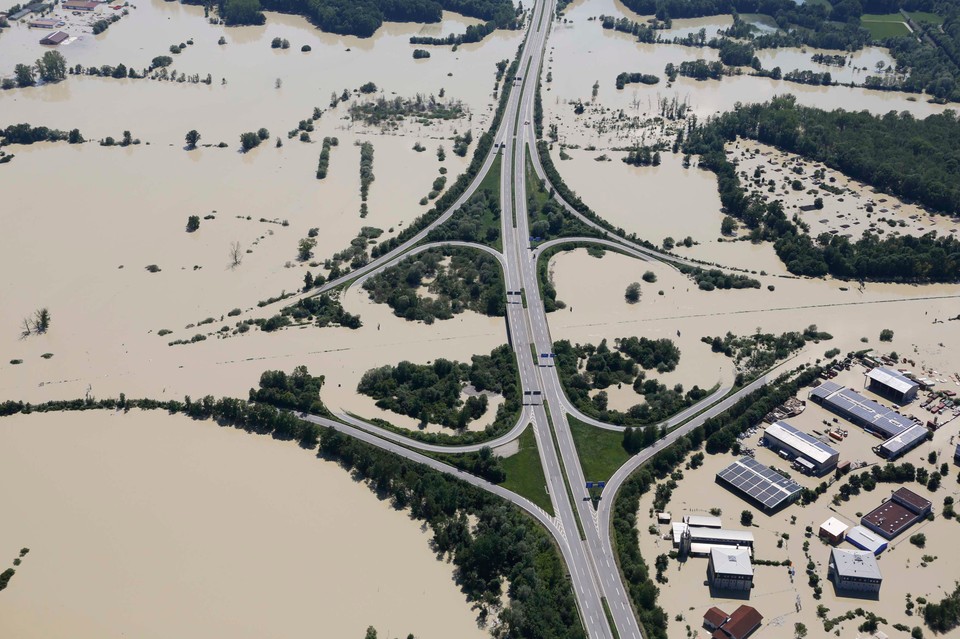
[708,547,754,592]
[829,548,882,595]
[672,523,754,557]
[866,367,919,403]
[763,421,839,476]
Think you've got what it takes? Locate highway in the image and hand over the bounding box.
[284,1,790,638]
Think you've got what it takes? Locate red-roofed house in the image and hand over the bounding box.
[703,607,728,631]
[702,605,763,639]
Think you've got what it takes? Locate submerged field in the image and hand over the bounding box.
[0,410,489,639]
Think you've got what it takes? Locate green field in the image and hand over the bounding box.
[860,14,912,39]
[499,425,554,514]
[907,10,944,25]
[568,416,630,483]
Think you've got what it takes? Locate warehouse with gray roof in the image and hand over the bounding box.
[866,367,919,403]
[763,421,839,476]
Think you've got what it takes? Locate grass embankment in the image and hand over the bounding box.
[907,11,943,25]
[568,416,629,483]
[499,425,554,514]
[860,13,911,38]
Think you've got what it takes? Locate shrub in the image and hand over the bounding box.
[880,328,894,342]
[642,271,657,283]
[909,533,926,548]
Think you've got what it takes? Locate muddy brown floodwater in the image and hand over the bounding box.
[0,410,490,639]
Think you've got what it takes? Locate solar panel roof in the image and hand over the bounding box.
[717,457,802,510]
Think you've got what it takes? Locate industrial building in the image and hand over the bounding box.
[819,517,848,544]
[715,457,803,513]
[683,515,722,528]
[708,547,754,592]
[861,487,932,539]
[762,421,839,475]
[809,382,927,460]
[866,367,919,403]
[829,548,882,596]
[672,523,755,556]
[702,605,763,639]
[39,30,69,44]
[875,423,929,460]
[845,525,888,555]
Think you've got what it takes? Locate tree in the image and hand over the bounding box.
[910,533,926,548]
[229,241,243,267]
[879,328,894,342]
[303,271,314,291]
[240,132,261,151]
[298,238,316,261]
[364,627,378,639]
[794,622,808,639]
[185,129,200,149]
[34,308,50,333]
[625,282,641,304]
[642,270,657,283]
[256,127,270,141]
[186,215,200,232]
[36,51,66,82]
[14,63,35,88]
[740,510,753,526]
[721,215,737,235]
[814,197,824,210]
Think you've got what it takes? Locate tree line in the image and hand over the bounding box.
[217,0,518,38]
[685,95,960,281]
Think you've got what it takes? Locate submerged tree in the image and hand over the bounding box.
[185,129,200,149]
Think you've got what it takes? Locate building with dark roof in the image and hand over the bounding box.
[860,487,931,540]
[866,367,919,403]
[829,548,882,596]
[763,420,839,475]
[716,457,802,513]
[39,29,68,44]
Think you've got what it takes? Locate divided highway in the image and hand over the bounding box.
[287,2,789,638]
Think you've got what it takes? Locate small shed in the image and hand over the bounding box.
[819,517,848,544]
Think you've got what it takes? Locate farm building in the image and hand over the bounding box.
[708,547,754,592]
[828,548,882,596]
[683,515,722,529]
[763,421,839,476]
[819,517,848,544]
[62,0,98,10]
[29,17,61,27]
[39,30,69,44]
[866,367,919,403]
